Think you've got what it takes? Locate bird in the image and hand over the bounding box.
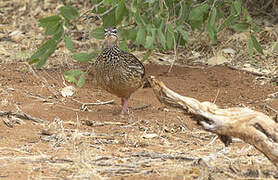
[94,27,150,115]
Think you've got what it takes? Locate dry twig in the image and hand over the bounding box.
[0,109,44,123]
[72,98,114,111]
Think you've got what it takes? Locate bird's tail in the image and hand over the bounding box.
[143,77,151,88]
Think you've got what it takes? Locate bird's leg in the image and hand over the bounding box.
[120,98,128,115]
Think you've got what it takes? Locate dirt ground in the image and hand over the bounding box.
[0,62,277,179]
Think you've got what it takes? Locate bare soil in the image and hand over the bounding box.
[0,62,277,179]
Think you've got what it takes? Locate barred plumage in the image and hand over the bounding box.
[94,27,149,114]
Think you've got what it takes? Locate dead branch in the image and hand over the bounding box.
[149,76,278,167]
[0,155,50,163]
[71,98,114,111]
[82,120,125,127]
[0,110,44,123]
[13,110,44,123]
[132,151,195,161]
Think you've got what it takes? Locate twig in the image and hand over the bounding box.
[24,90,48,102]
[100,5,118,17]
[263,104,278,114]
[49,158,74,163]
[15,106,44,123]
[177,115,188,130]
[0,155,50,163]
[131,104,150,110]
[0,109,44,123]
[168,1,178,73]
[72,98,114,110]
[132,151,195,161]
[26,62,40,80]
[268,92,278,99]
[0,111,10,116]
[0,147,33,154]
[79,0,105,20]
[226,65,271,77]
[55,104,81,112]
[83,120,125,127]
[213,89,220,104]
[206,135,218,146]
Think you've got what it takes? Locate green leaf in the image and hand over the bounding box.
[166,29,174,50]
[39,15,61,27]
[218,14,238,32]
[28,57,40,65]
[29,38,57,68]
[144,36,153,49]
[29,40,54,63]
[64,69,85,87]
[158,28,166,49]
[36,41,57,69]
[59,5,79,21]
[44,21,60,35]
[136,28,146,45]
[188,4,210,29]
[90,27,105,39]
[176,26,189,43]
[73,52,94,62]
[126,29,137,41]
[142,49,152,62]
[150,28,156,39]
[272,42,278,52]
[119,41,129,51]
[116,0,126,24]
[52,23,64,41]
[251,24,260,32]
[39,15,63,36]
[248,38,253,58]
[103,0,113,5]
[134,10,146,26]
[207,26,217,44]
[208,7,217,27]
[103,8,116,27]
[247,15,253,24]
[177,3,188,25]
[234,0,242,14]
[77,72,85,87]
[91,0,103,5]
[167,24,175,33]
[232,23,249,32]
[64,34,74,52]
[251,33,264,55]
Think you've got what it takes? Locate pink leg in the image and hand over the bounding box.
[120,98,128,115]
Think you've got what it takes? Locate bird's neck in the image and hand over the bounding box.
[105,41,118,48]
[105,43,120,51]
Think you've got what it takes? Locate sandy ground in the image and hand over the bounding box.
[0,63,277,179]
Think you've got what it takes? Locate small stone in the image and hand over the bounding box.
[61,86,75,97]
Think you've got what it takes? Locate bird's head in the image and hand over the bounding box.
[104,27,118,47]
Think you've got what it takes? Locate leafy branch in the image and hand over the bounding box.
[29,0,265,87]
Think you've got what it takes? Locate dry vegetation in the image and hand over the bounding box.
[0,0,278,179]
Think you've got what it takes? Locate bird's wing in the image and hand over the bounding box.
[119,52,145,78]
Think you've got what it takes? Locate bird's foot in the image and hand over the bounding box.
[120,98,129,115]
